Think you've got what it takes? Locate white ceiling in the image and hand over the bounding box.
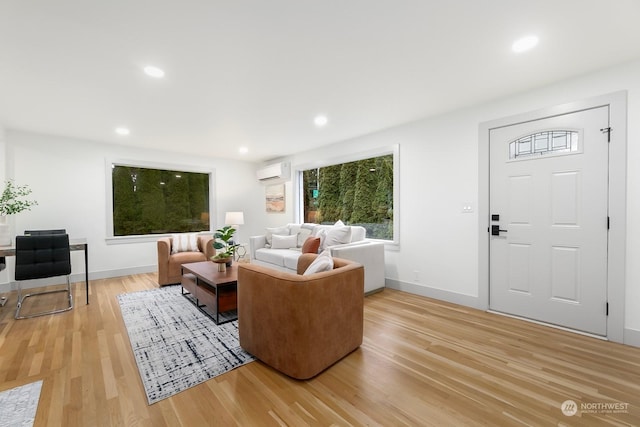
[1,1,640,162]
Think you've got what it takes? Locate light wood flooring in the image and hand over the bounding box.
[0,273,639,426]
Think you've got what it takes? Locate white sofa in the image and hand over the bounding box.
[249,223,385,294]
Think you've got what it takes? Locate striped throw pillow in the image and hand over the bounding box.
[171,233,200,254]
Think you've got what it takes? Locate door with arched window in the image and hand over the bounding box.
[489,106,609,336]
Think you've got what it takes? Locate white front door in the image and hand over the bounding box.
[489,106,609,336]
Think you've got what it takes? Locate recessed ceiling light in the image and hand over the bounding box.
[144,65,165,78]
[238,147,249,154]
[115,127,130,136]
[314,115,328,127]
[512,35,539,53]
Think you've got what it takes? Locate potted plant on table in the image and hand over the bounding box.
[0,180,38,246]
[211,225,239,267]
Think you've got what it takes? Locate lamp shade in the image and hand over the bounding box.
[225,211,245,226]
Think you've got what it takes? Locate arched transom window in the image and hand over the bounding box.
[509,130,579,160]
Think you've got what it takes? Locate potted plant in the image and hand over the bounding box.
[0,180,38,246]
[0,180,38,217]
[211,225,239,267]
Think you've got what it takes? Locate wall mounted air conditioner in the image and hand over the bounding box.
[256,162,290,181]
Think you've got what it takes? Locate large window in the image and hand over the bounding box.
[111,164,210,237]
[301,153,394,240]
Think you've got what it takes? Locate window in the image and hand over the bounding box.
[301,153,395,241]
[110,164,210,237]
[509,130,579,160]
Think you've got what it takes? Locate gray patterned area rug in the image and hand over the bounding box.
[117,285,255,404]
[0,380,42,427]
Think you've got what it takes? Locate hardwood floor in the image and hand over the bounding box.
[0,274,639,426]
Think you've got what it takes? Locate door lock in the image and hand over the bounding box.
[491,225,508,236]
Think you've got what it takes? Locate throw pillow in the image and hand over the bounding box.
[303,249,334,275]
[324,226,352,248]
[334,219,345,227]
[171,233,200,254]
[296,227,313,247]
[301,236,321,254]
[271,234,298,249]
[266,225,289,246]
[313,228,327,251]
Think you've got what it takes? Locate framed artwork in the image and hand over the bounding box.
[265,184,285,213]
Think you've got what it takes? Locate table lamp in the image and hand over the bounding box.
[224,211,244,242]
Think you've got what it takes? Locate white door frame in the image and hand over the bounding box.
[478,91,627,343]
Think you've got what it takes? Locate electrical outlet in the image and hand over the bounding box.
[462,203,473,213]
[413,270,420,282]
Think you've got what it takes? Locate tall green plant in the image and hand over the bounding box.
[339,161,357,221]
[351,158,377,223]
[373,155,393,222]
[317,164,342,223]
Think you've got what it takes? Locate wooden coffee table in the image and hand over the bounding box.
[181,261,238,324]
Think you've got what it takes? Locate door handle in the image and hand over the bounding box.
[491,225,508,236]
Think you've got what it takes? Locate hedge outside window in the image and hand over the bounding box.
[302,154,393,240]
[112,165,210,236]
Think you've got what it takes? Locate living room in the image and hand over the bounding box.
[1,1,640,425]
[3,59,640,343]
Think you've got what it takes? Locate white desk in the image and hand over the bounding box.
[0,238,90,304]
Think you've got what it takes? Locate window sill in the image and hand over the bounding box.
[105,232,213,245]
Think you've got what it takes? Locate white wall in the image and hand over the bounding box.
[0,125,5,181]
[0,131,265,289]
[277,58,640,342]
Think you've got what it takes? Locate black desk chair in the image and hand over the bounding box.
[24,229,66,236]
[15,233,73,319]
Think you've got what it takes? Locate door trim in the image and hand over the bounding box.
[478,91,627,344]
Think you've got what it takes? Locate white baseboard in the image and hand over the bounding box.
[385,278,483,309]
[0,265,157,293]
[624,328,640,348]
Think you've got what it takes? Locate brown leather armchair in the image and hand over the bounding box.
[157,235,215,286]
[237,253,364,379]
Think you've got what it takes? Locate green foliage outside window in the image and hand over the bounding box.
[303,154,393,240]
[112,165,210,236]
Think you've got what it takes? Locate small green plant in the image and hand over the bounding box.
[212,225,238,260]
[0,180,38,216]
